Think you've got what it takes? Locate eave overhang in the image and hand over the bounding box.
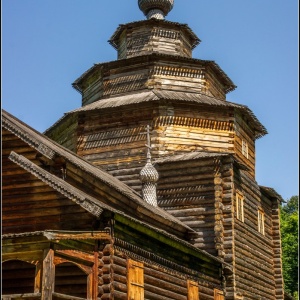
[108,19,201,50]
[260,186,285,203]
[55,89,266,140]
[72,53,236,95]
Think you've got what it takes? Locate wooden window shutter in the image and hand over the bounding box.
[214,289,224,300]
[127,259,144,300]
[187,280,199,300]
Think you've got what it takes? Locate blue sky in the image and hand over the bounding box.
[2,0,299,201]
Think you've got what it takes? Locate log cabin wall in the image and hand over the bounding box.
[84,60,225,102]
[234,112,256,177]
[112,21,196,60]
[154,102,235,156]
[156,156,229,257]
[45,114,78,152]
[81,68,104,106]
[76,104,156,193]
[74,101,236,194]
[109,246,222,300]
[2,128,98,234]
[107,220,224,300]
[263,192,284,299]
[232,168,278,299]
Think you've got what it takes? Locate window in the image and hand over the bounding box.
[127,259,144,300]
[187,280,199,300]
[242,139,248,158]
[258,209,265,235]
[236,192,244,222]
[2,260,37,295]
[214,289,224,300]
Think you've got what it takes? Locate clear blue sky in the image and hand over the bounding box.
[2,0,299,201]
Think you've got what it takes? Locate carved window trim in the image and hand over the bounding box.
[236,192,244,222]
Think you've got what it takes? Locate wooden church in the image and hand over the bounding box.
[2,0,286,299]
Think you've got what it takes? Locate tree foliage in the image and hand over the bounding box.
[280,195,299,299]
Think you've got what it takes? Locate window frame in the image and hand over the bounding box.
[236,192,245,222]
[258,209,265,235]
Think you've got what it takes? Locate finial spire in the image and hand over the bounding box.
[138,0,174,20]
[139,125,159,206]
[146,124,152,162]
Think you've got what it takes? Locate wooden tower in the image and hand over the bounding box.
[2,0,285,299]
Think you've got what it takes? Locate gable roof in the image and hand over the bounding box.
[2,109,233,269]
[2,109,197,239]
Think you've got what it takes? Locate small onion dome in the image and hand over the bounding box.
[140,162,159,183]
[138,0,174,20]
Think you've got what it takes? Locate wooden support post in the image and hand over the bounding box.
[41,248,55,300]
[34,261,42,293]
[92,250,99,299]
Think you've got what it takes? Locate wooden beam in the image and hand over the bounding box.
[41,248,55,300]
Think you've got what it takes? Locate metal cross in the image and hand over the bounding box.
[145,125,152,162]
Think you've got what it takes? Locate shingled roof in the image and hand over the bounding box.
[2,109,198,239]
[45,89,267,139]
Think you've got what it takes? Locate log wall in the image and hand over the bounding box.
[232,168,278,299]
[117,24,193,59]
[2,129,96,234]
[45,114,78,152]
[76,102,236,194]
[97,240,223,300]
[157,157,218,256]
[234,113,256,176]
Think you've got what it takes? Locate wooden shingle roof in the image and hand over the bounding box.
[49,89,267,139]
[2,109,198,239]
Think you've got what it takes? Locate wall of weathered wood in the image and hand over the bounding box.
[231,168,281,299]
[2,129,96,234]
[98,239,223,300]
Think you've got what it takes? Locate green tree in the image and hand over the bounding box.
[280,195,299,299]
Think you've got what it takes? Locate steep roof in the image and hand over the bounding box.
[2,109,197,239]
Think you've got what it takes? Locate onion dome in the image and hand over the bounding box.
[139,125,159,206]
[138,0,174,20]
[139,160,159,207]
[140,161,159,183]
